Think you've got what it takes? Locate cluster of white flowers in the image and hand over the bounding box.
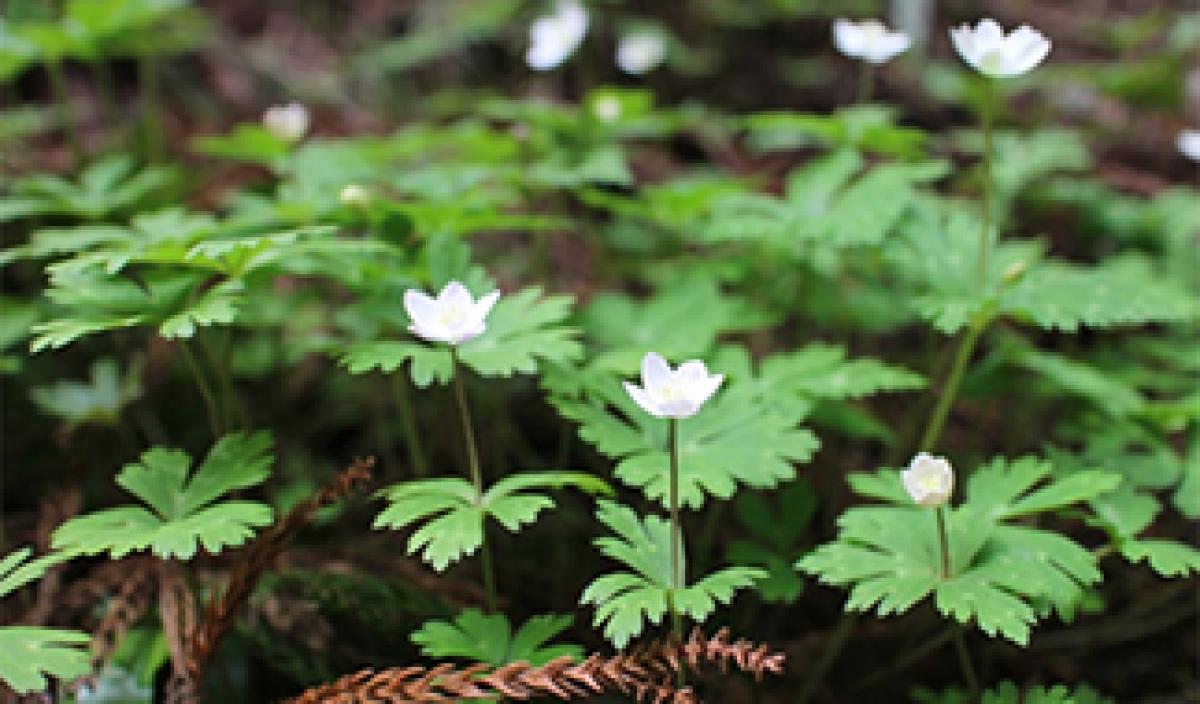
[262,102,309,142]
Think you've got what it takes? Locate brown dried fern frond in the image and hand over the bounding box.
[285,627,785,703]
[175,457,375,699]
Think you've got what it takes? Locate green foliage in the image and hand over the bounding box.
[726,480,817,604]
[548,363,818,509]
[914,681,1114,704]
[798,457,1119,644]
[412,609,581,666]
[0,549,89,694]
[52,432,275,560]
[374,472,609,571]
[580,501,765,649]
[0,155,176,222]
[341,286,582,384]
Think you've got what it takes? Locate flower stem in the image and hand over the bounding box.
[179,341,222,439]
[917,311,989,453]
[46,59,82,168]
[795,612,858,704]
[450,350,496,612]
[668,417,682,638]
[935,506,951,579]
[977,80,996,294]
[952,625,979,697]
[858,61,875,104]
[390,373,429,477]
[138,52,162,163]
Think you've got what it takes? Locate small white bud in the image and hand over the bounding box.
[902,453,955,507]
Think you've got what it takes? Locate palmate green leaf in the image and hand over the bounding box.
[1,154,176,222]
[412,609,581,666]
[0,548,73,598]
[726,481,817,604]
[0,628,91,695]
[340,287,581,385]
[581,278,771,365]
[29,270,244,352]
[374,472,608,572]
[755,343,925,401]
[192,124,292,165]
[581,502,764,649]
[1002,255,1199,332]
[52,432,274,560]
[799,457,1117,644]
[340,341,454,387]
[551,370,817,509]
[1001,337,1145,418]
[457,287,582,377]
[1119,539,1200,578]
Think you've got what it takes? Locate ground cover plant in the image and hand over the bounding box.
[1,0,1198,702]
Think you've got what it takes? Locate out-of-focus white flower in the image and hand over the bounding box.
[1178,130,1200,162]
[950,19,1050,77]
[902,453,955,507]
[624,352,724,419]
[526,0,589,71]
[832,18,910,64]
[262,102,309,142]
[617,30,666,74]
[339,184,370,207]
[404,281,500,345]
[592,95,622,122]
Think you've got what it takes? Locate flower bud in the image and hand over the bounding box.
[339,184,371,207]
[902,453,954,507]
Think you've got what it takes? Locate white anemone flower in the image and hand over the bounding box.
[950,19,1051,77]
[616,31,666,75]
[1178,130,1200,162]
[526,0,589,71]
[592,95,622,122]
[339,184,370,207]
[902,453,955,507]
[624,352,724,419]
[832,18,910,64]
[404,281,500,346]
[262,102,309,142]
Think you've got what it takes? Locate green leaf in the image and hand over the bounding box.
[374,472,607,572]
[726,481,817,604]
[412,609,581,666]
[192,123,292,166]
[0,627,90,695]
[340,341,454,388]
[1,154,175,222]
[799,457,1111,644]
[581,501,764,649]
[0,548,73,598]
[52,433,274,560]
[457,287,582,377]
[1119,539,1200,578]
[552,369,817,509]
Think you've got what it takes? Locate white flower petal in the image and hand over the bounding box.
[641,352,672,390]
[624,381,661,417]
[439,281,473,308]
[404,289,438,327]
[473,290,501,320]
[693,372,724,407]
[1179,130,1200,161]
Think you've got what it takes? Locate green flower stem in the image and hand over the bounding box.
[849,625,955,694]
[46,58,83,168]
[935,506,951,579]
[390,373,429,478]
[917,309,990,453]
[858,61,875,104]
[138,52,162,162]
[977,79,996,294]
[668,417,683,639]
[952,626,979,697]
[795,612,858,704]
[450,349,496,612]
[179,340,222,439]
